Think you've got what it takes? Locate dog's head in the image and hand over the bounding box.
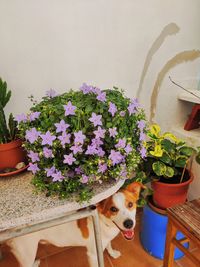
[98,182,145,240]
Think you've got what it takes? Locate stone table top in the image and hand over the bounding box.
[0,171,124,235]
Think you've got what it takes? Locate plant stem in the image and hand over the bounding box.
[180,163,187,184]
[169,76,200,101]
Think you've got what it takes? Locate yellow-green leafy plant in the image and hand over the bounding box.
[143,124,196,183]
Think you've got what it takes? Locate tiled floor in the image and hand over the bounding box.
[0,213,199,267]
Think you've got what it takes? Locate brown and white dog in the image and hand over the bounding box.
[6,182,143,267]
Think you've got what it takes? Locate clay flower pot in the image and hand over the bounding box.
[0,139,27,170]
[151,171,194,209]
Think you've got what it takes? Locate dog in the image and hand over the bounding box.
[6,182,143,267]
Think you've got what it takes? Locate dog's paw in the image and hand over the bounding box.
[33,259,40,267]
[109,249,121,259]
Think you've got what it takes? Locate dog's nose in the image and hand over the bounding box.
[123,219,134,229]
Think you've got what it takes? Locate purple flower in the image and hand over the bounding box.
[131,98,140,108]
[91,138,103,147]
[137,120,146,131]
[140,146,147,159]
[45,166,56,177]
[70,144,83,154]
[58,132,71,147]
[109,150,124,166]
[139,132,146,142]
[94,127,106,139]
[29,112,41,121]
[74,131,86,144]
[85,145,98,155]
[115,138,126,149]
[63,153,76,165]
[120,111,126,117]
[96,147,105,157]
[28,163,40,174]
[25,128,41,144]
[97,91,106,102]
[46,89,58,98]
[125,144,132,154]
[98,163,107,173]
[40,131,56,146]
[91,87,100,94]
[128,98,140,115]
[108,102,117,117]
[28,151,39,162]
[64,101,76,116]
[89,113,102,127]
[109,127,118,137]
[55,120,70,133]
[80,83,92,94]
[81,175,89,184]
[52,171,65,182]
[15,113,27,123]
[128,103,137,115]
[75,166,83,175]
[43,147,53,158]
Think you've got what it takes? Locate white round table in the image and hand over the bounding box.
[0,171,125,267]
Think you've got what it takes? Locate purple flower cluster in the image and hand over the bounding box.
[19,84,146,191]
[80,83,107,102]
[15,111,41,124]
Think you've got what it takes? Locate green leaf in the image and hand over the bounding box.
[152,161,167,176]
[179,147,194,157]
[160,153,172,164]
[161,139,175,152]
[175,158,187,168]
[106,122,112,128]
[165,166,174,177]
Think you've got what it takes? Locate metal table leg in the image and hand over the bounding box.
[91,208,105,267]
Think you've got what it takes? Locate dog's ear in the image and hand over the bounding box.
[125,182,146,200]
[97,198,107,213]
[97,196,112,214]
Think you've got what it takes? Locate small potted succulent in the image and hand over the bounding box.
[142,124,196,209]
[17,84,147,202]
[0,78,27,174]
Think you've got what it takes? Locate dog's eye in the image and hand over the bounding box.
[128,202,133,208]
[110,206,118,212]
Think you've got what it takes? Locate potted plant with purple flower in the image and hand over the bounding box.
[17,84,146,201]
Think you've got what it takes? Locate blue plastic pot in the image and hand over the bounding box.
[140,202,189,260]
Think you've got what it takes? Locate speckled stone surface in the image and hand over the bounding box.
[0,171,124,233]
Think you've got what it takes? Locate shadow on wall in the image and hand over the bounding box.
[136,22,180,99]
[136,22,200,123]
[150,50,200,123]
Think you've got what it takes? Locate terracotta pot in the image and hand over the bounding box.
[151,172,193,209]
[0,139,27,170]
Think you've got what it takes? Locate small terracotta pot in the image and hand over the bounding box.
[0,139,27,170]
[151,171,193,209]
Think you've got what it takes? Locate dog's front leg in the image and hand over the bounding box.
[106,242,121,259]
[32,259,40,267]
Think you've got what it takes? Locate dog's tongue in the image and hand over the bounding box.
[123,230,134,240]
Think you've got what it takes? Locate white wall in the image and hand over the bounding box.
[1,0,200,198]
